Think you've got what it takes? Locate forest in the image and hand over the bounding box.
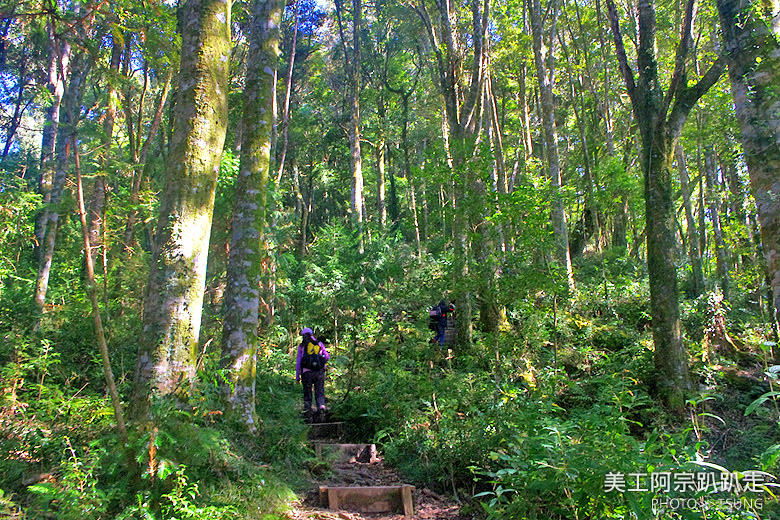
[1,0,779,516]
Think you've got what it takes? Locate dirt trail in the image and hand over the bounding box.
[286,449,471,519]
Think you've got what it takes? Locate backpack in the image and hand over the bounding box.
[301,340,325,370]
[429,306,442,318]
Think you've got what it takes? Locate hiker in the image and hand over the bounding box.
[296,327,330,421]
[430,300,454,345]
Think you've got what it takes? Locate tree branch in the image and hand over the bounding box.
[605,0,638,110]
[667,54,726,137]
[660,0,696,118]
[334,0,352,69]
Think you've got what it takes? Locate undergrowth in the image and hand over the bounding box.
[2,238,780,519]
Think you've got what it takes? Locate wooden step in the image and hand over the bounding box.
[318,485,414,516]
[307,421,344,440]
[313,443,379,463]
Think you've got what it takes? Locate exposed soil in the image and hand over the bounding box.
[285,449,472,519]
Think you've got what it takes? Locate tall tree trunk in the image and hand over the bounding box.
[34,26,70,260]
[131,0,231,417]
[86,177,105,271]
[676,144,705,296]
[300,168,312,257]
[717,0,780,335]
[607,0,725,408]
[560,37,598,258]
[487,77,507,253]
[530,0,575,291]
[696,114,708,265]
[336,0,364,250]
[409,177,422,258]
[398,97,420,255]
[722,151,750,269]
[220,0,281,432]
[705,149,730,298]
[595,0,615,156]
[33,53,89,312]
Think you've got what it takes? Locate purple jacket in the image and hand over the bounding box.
[296,337,330,381]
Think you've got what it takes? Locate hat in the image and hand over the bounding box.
[301,327,313,335]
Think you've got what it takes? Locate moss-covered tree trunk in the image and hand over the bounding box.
[607,0,724,408]
[131,0,231,417]
[644,127,690,407]
[717,0,780,335]
[220,0,282,432]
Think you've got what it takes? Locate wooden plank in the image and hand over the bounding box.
[307,421,344,440]
[318,486,328,507]
[402,485,414,517]
[327,487,340,511]
[319,485,414,515]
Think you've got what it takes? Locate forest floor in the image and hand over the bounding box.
[285,447,472,519]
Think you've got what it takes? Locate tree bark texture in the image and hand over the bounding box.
[717,0,780,332]
[132,0,231,416]
[644,128,690,407]
[220,0,282,432]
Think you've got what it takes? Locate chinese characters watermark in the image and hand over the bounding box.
[604,470,772,494]
[604,470,776,514]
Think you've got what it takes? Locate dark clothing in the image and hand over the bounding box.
[434,321,447,345]
[296,334,329,412]
[302,369,326,411]
[295,338,330,381]
[433,301,450,345]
